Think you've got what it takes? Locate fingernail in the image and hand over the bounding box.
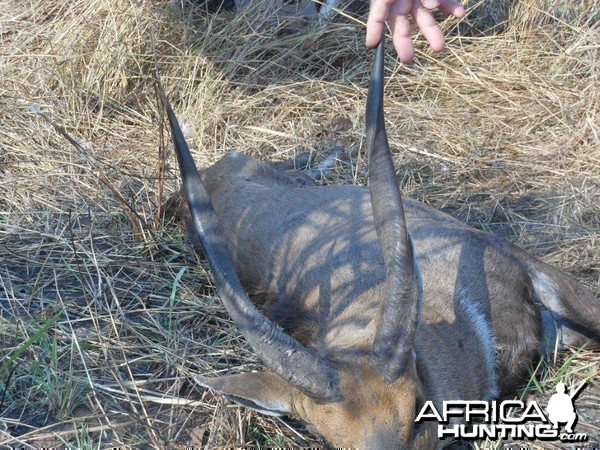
[421,0,439,8]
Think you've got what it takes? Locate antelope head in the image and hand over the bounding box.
[161,36,432,448]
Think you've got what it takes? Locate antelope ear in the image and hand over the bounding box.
[195,372,296,416]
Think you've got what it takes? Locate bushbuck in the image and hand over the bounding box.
[160,36,600,448]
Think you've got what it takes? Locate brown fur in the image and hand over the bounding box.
[174,150,599,448]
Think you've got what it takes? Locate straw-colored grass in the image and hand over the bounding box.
[0,0,598,448]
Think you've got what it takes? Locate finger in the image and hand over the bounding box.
[411,0,445,52]
[388,0,414,62]
[438,0,465,18]
[366,0,395,48]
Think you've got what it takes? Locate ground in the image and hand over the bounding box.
[0,0,598,448]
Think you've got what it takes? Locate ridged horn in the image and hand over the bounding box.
[157,84,342,403]
[366,35,422,383]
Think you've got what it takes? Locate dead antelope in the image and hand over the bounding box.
[160,36,600,448]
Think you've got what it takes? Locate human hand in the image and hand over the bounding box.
[366,0,465,62]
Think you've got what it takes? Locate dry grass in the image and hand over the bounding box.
[0,0,598,448]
